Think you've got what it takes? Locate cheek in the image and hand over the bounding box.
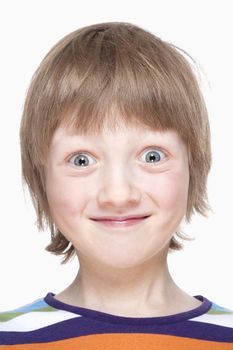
[45,173,88,219]
[147,170,189,212]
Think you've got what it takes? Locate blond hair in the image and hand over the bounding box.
[20,22,212,263]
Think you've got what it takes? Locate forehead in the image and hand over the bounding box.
[50,123,186,153]
[51,123,157,141]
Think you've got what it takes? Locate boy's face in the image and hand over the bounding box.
[45,120,189,268]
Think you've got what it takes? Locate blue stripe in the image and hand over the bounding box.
[211,303,233,313]
[2,299,49,314]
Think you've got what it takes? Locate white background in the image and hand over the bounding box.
[0,0,232,311]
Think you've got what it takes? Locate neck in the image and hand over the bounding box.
[54,247,201,317]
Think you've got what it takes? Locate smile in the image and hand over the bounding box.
[91,216,150,229]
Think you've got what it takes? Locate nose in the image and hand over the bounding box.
[97,171,142,209]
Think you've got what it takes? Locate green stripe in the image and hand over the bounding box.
[207,309,233,315]
[0,306,58,322]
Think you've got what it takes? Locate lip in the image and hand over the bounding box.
[90,215,150,229]
[90,214,150,221]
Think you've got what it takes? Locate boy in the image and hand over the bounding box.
[0,21,233,349]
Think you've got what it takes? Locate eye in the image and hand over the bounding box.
[69,152,96,167]
[140,148,166,164]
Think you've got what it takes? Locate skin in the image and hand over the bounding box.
[44,120,202,317]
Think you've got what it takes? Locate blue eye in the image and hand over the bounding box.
[69,153,96,167]
[69,148,166,168]
[141,149,166,164]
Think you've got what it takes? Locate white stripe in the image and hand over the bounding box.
[191,314,233,328]
[0,310,80,332]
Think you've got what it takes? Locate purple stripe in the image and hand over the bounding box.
[1,317,233,345]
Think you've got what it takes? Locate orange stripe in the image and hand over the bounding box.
[1,333,233,350]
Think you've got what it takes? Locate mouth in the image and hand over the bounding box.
[90,215,150,228]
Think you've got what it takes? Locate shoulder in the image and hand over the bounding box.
[192,298,233,329]
[207,301,233,326]
[0,297,59,332]
[0,296,81,346]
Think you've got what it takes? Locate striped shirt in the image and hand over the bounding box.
[0,292,233,349]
